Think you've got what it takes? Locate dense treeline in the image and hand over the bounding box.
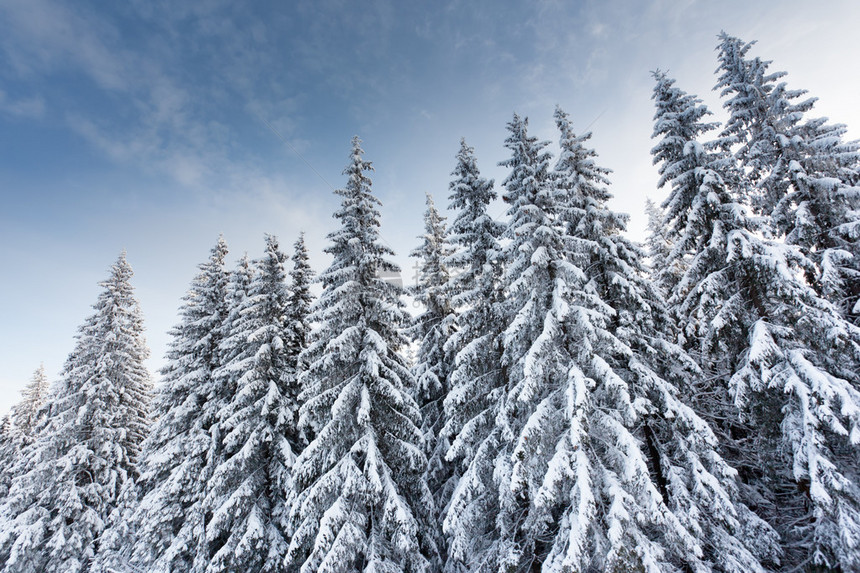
[0,33,858,573]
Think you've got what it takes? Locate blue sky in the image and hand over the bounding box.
[1,0,859,414]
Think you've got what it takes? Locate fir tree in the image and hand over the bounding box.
[121,238,231,572]
[0,252,151,573]
[440,138,506,572]
[409,192,455,565]
[653,73,860,572]
[286,136,433,573]
[203,234,296,572]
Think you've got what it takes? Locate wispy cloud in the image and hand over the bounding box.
[0,91,45,119]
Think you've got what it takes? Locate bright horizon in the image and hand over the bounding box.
[2,0,859,415]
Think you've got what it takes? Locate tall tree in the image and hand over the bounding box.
[121,238,231,572]
[715,33,860,320]
[653,73,860,572]
[286,137,433,573]
[203,234,297,572]
[0,252,151,573]
[409,192,455,563]
[440,138,506,572]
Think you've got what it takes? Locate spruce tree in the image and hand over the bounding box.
[203,234,296,572]
[286,136,433,573]
[285,232,315,386]
[0,252,151,573]
[11,365,49,439]
[715,33,860,320]
[409,192,455,564]
[644,197,684,296]
[0,416,15,501]
[653,73,860,572]
[0,366,50,500]
[439,138,506,572]
[122,237,231,572]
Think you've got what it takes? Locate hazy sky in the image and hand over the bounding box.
[1,0,859,415]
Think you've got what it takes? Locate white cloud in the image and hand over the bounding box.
[0,91,45,119]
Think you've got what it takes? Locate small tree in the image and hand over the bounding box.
[0,366,50,499]
[285,232,315,386]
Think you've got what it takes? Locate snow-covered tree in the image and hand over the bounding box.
[0,252,151,573]
[649,70,721,297]
[0,416,14,501]
[0,366,50,500]
[409,192,455,562]
[644,197,684,296]
[716,33,860,320]
[653,73,860,572]
[440,138,507,572]
[11,365,49,439]
[715,32,815,209]
[286,232,315,382]
[120,238,231,572]
[286,136,434,573]
[203,234,297,572]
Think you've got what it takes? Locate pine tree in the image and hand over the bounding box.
[716,33,860,320]
[203,234,296,572]
[409,192,455,565]
[0,252,151,573]
[286,136,433,573]
[121,238,231,572]
[439,138,506,572]
[653,73,860,572]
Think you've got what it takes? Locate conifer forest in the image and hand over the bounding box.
[1,33,859,573]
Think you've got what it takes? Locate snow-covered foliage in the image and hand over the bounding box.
[0,252,151,573]
[203,234,297,572]
[440,138,507,573]
[3,37,859,571]
[286,137,435,573]
[653,70,860,572]
[11,365,49,439]
[117,238,232,572]
[716,33,860,321]
[409,193,456,562]
[644,197,684,296]
[0,366,50,500]
[286,233,315,385]
[0,417,14,501]
[466,110,776,573]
